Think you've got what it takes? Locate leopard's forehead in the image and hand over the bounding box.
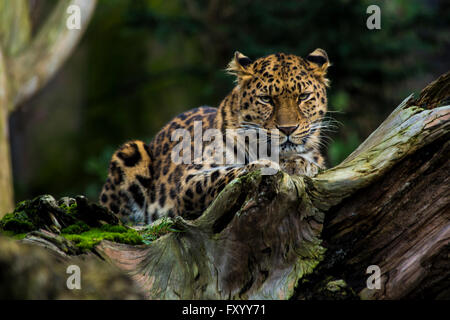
[249,53,318,95]
[253,53,306,76]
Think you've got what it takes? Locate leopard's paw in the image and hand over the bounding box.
[245,159,280,176]
[280,156,321,177]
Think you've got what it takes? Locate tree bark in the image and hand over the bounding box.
[0,0,97,217]
[0,48,14,216]
[1,72,449,300]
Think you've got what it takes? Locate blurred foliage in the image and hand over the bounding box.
[10,0,449,201]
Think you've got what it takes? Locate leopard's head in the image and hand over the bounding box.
[224,49,330,157]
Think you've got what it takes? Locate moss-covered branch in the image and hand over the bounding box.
[0,195,177,255]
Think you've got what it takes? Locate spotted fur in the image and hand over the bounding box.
[100,49,331,224]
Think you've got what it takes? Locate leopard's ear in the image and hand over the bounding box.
[226,51,253,83]
[306,48,330,85]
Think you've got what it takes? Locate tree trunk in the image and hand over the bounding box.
[1,72,449,300]
[0,48,14,215]
[0,0,97,217]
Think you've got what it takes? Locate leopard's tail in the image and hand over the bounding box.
[99,140,153,224]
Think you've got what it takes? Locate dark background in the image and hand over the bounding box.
[9,0,450,202]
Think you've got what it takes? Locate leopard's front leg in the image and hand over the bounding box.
[279,152,323,177]
[176,159,280,218]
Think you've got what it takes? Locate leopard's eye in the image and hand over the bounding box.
[259,96,272,104]
[298,92,311,102]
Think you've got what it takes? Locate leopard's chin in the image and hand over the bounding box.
[279,141,306,157]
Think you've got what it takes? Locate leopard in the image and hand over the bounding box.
[99,49,331,225]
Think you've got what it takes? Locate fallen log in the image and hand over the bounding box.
[0,72,448,300]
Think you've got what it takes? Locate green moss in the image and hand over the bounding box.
[62,225,143,252]
[1,195,86,237]
[0,211,34,233]
[1,195,180,252]
[238,169,262,185]
[60,221,90,234]
[15,200,32,210]
[100,224,128,233]
[141,218,179,245]
[59,202,78,216]
[325,279,348,293]
[0,196,54,234]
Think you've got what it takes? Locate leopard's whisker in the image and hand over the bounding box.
[325,109,345,114]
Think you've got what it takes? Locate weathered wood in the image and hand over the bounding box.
[296,72,450,299]
[98,172,325,299]
[294,135,449,300]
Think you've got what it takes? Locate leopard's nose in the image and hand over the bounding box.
[276,125,298,136]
